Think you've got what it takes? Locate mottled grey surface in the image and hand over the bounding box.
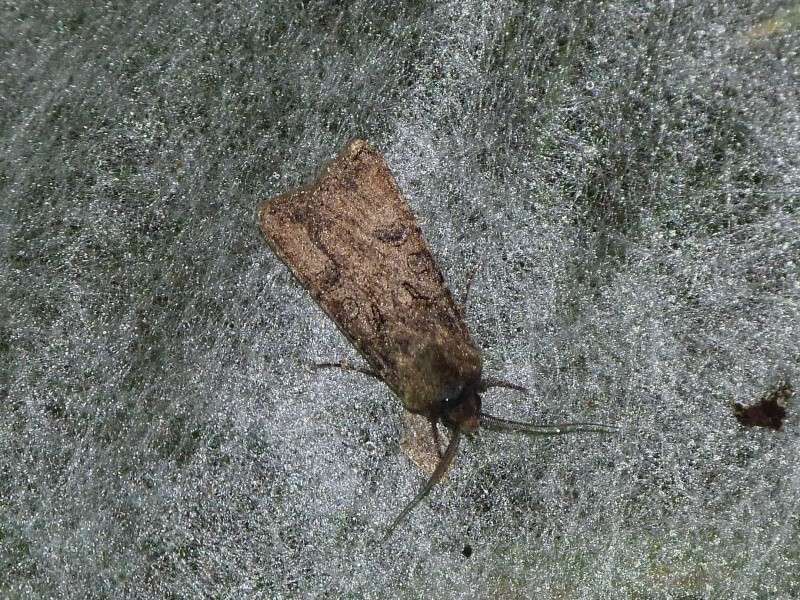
[2,1,799,598]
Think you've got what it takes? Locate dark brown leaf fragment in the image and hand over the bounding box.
[734,381,792,430]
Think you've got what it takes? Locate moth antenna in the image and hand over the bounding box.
[480,412,618,435]
[480,377,529,394]
[382,429,462,541]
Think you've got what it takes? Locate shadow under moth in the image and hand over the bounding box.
[258,139,617,539]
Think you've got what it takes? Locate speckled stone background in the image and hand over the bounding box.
[2,2,799,598]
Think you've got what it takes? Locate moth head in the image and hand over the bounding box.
[441,383,482,433]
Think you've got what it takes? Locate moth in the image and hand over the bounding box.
[259,139,617,538]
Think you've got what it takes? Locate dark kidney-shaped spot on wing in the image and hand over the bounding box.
[374,221,409,246]
[734,381,792,430]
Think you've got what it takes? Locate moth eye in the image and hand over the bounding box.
[374,221,409,246]
[440,385,466,409]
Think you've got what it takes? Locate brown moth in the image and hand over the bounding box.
[258,139,617,538]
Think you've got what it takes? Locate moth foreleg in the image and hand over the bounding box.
[382,429,462,541]
[312,361,380,380]
[459,261,482,315]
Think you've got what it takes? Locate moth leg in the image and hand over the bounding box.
[382,429,461,541]
[312,361,380,380]
[459,261,482,315]
[430,419,444,459]
[480,377,528,394]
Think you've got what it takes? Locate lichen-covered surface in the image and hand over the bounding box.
[2,2,799,598]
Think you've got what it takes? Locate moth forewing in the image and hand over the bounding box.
[258,139,481,420]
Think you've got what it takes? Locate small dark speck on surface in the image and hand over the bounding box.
[734,381,792,431]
